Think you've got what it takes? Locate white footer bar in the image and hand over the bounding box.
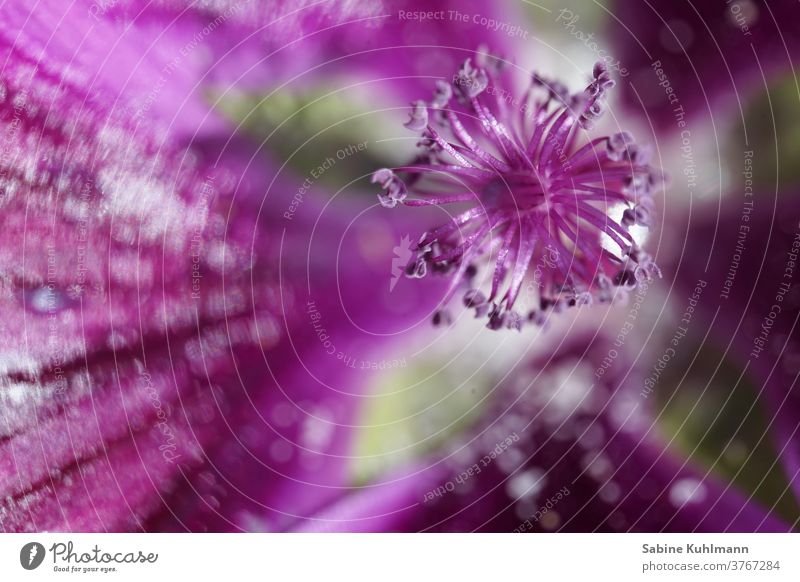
[1,533,797,581]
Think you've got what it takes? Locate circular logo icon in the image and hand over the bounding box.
[20,542,46,570]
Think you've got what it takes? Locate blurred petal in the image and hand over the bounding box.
[0,0,233,140]
[675,191,800,505]
[0,24,286,529]
[289,462,445,532]
[0,78,439,531]
[143,159,445,531]
[294,334,791,532]
[609,0,800,129]
[107,0,526,97]
[0,0,454,533]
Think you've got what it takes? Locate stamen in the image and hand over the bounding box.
[404,100,429,131]
[453,59,489,102]
[372,169,407,208]
[374,54,662,330]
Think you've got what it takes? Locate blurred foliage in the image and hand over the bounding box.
[525,0,610,30]
[656,340,800,524]
[733,73,800,190]
[212,85,407,191]
[351,362,492,484]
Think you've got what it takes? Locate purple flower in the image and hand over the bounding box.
[374,59,661,329]
[1,0,796,535]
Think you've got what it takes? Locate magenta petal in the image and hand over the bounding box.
[288,463,447,533]
[0,13,285,530]
[0,1,226,139]
[139,146,446,531]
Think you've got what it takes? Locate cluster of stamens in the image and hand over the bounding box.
[374,54,662,330]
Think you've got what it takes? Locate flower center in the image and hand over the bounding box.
[373,53,662,331]
[481,174,547,212]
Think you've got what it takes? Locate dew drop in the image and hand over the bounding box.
[199,471,216,487]
[202,494,221,511]
[514,498,539,520]
[23,285,73,315]
[599,481,621,503]
[300,451,325,471]
[12,92,27,111]
[205,241,237,273]
[785,284,800,309]
[723,441,749,465]
[237,511,271,533]
[301,408,335,450]
[269,439,294,464]
[608,511,627,529]
[669,478,707,507]
[781,350,800,375]
[575,422,605,449]
[727,0,759,28]
[496,446,525,474]
[3,383,27,405]
[582,453,613,480]
[271,402,297,428]
[539,510,561,531]
[506,468,545,500]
